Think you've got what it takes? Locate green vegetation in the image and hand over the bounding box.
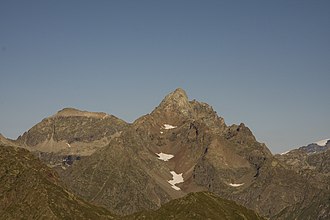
[0,144,115,220]
[125,192,265,220]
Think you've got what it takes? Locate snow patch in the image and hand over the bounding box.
[168,171,184,190]
[229,183,244,187]
[156,152,174,161]
[163,124,177,130]
[314,139,330,146]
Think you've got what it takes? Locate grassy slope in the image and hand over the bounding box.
[124,191,265,220]
[0,144,115,220]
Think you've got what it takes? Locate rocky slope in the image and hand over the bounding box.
[276,140,330,187]
[300,139,330,154]
[125,191,265,220]
[274,141,330,219]
[0,144,115,219]
[55,88,329,219]
[0,141,266,220]
[10,88,330,219]
[15,108,128,167]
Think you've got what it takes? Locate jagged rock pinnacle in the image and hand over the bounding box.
[159,88,190,110]
[147,88,193,122]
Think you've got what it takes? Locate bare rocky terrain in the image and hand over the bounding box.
[15,108,128,168]
[1,88,329,219]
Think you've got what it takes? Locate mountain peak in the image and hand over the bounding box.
[159,88,189,109]
[171,88,188,97]
[153,88,193,120]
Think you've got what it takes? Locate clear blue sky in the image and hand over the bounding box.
[1,0,329,153]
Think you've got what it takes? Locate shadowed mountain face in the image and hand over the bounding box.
[10,88,330,219]
[0,144,115,220]
[124,191,265,220]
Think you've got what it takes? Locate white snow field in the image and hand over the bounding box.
[315,139,330,146]
[156,152,174,161]
[229,183,244,187]
[168,171,184,190]
[163,124,177,130]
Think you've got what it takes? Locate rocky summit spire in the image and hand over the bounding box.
[159,88,190,110]
[150,88,193,121]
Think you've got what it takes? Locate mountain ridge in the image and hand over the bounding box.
[4,88,329,220]
[50,107,115,119]
[15,107,128,158]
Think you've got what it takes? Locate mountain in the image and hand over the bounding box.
[15,108,128,167]
[47,88,328,219]
[125,191,265,220]
[0,141,265,220]
[300,139,330,154]
[280,139,330,155]
[0,144,116,219]
[11,88,330,219]
[59,88,225,215]
[276,139,330,176]
[16,108,128,154]
[275,141,330,220]
[276,140,330,187]
[0,144,266,220]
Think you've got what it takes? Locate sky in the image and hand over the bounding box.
[0,0,329,153]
